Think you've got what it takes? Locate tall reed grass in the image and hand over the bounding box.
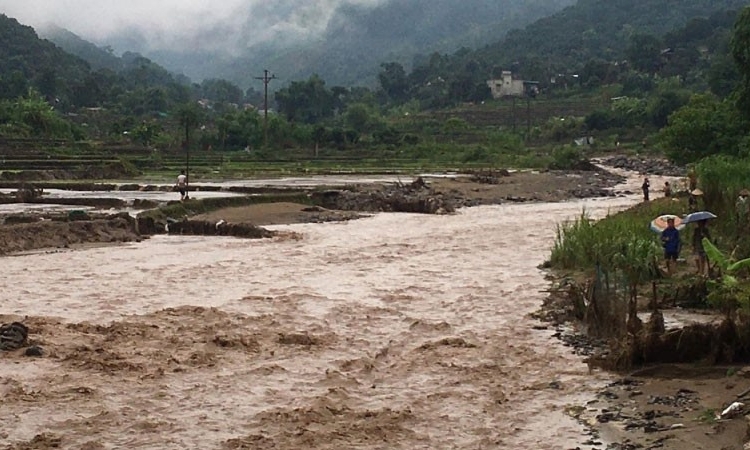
[550,200,684,278]
[697,156,750,256]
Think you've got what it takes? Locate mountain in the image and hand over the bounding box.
[470,0,750,79]
[0,14,91,99]
[100,0,576,88]
[38,24,123,72]
[0,13,196,114]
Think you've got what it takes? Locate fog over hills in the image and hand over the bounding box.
[0,0,574,88]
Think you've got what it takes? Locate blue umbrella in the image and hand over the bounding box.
[682,210,717,224]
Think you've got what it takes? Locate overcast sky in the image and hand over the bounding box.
[0,0,384,53]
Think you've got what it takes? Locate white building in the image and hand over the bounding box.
[486,71,537,98]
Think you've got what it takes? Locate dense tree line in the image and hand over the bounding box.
[2,0,750,159]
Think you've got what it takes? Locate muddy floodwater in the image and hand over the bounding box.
[0,190,648,449]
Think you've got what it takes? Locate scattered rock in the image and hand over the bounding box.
[0,321,28,350]
[166,220,276,239]
[310,181,456,215]
[599,155,685,177]
[25,345,44,357]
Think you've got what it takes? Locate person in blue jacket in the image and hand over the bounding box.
[661,217,680,276]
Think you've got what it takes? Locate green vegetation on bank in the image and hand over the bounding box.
[552,6,750,280]
[550,202,678,275]
[0,1,748,175]
[550,159,750,297]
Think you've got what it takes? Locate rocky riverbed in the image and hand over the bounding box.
[598,155,686,177]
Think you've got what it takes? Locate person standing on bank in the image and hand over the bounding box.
[664,181,671,198]
[692,219,711,276]
[176,170,188,201]
[642,177,650,202]
[737,189,750,224]
[661,217,680,276]
[736,189,750,240]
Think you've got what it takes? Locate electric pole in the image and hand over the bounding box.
[254,69,277,148]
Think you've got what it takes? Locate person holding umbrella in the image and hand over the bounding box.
[661,217,680,276]
[691,219,711,276]
[683,210,717,276]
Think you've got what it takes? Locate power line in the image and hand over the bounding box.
[254,69,277,148]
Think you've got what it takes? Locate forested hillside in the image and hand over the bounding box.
[38,24,123,72]
[0,15,90,100]
[472,0,750,81]
[1,0,750,172]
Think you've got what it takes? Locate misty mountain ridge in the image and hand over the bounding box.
[19,0,750,102]
[44,0,576,89]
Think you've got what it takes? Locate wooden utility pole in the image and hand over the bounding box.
[185,137,190,199]
[254,69,277,148]
[526,94,531,137]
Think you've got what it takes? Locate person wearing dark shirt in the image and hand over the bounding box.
[661,217,680,276]
[642,177,650,202]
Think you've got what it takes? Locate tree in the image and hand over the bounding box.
[0,71,28,100]
[648,90,689,127]
[275,75,334,124]
[177,103,202,146]
[344,103,374,134]
[659,94,747,164]
[200,79,244,104]
[378,62,409,102]
[626,33,663,74]
[708,54,741,98]
[731,7,750,115]
[0,90,74,138]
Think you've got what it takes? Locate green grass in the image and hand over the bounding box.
[550,198,686,274]
[697,156,750,258]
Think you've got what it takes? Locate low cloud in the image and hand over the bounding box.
[0,0,385,54]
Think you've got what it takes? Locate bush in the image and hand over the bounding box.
[548,146,587,170]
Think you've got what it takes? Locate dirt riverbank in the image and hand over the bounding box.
[0,168,626,253]
[193,168,625,224]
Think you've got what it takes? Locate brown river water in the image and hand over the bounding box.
[0,173,675,449]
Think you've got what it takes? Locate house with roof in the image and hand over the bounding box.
[486,71,539,98]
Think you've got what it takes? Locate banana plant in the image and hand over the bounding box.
[703,238,750,283]
[702,238,750,314]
